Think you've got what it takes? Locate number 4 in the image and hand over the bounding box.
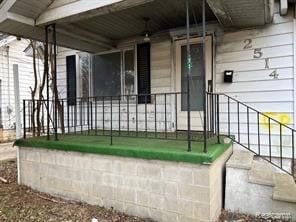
[269,70,279,79]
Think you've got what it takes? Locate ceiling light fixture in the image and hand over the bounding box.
[143,17,151,42]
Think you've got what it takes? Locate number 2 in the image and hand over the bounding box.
[243,39,252,49]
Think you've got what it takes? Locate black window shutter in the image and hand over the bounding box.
[66,55,77,106]
[137,43,151,104]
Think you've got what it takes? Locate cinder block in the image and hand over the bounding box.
[93,185,113,199]
[178,168,193,184]
[55,152,74,167]
[114,187,136,203]
[149,194,164,210]
[177,199,194,218]
[25,150,40,162]
[193,169,209,186]
[177,215,197,222]
[52,177,72,192]
[161,211,178,222]
[193,203,211,221]
[20,161,40,188]
[112,160,137,175]
[121,176,139,188]
[136,191,149,206]
[163,166,179,182]
[40,150,56,164]
[72,155,92,170]
[148,180,164,195]
[178,184,210,203]
[92,157,113,172]
[164,182,177,197]
[137,163,162,179]
[137,178,149,190]
[163,196,179,213]
[136,206,150,219]
[72,180,92,196]
[102,173,123,187]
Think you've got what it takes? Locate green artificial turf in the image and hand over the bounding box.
[15,134,231,164]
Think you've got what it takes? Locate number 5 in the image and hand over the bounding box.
[253,48,263,58]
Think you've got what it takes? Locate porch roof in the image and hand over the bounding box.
[0,0,274,53]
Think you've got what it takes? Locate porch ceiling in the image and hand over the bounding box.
[0,0,274,53]
[70,0,216,41]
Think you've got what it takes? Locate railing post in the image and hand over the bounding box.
[45,25,50,140]
[23,100,26,139]
[87,97,90,135]
[292,130,295,177]
[257,112,261,155]
[53,23,58,141]
[110,96,113,145]
[154,94,157,138]
[217,94,220,144]
[175,93,178,139]
[202,0,207,153]
[145,95,148,137]
[164,93,167,139]
[186,0,191,152]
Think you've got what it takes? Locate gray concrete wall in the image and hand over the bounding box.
[18,146,232,222]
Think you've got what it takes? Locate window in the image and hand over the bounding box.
[78,53,90,98]
[124,50,136,96]
[181,43,204,111]
[92,52,121,98]
[137,43,151,103]
[66,55,77,105]
[92,49,136,99]
[76,44,150,103]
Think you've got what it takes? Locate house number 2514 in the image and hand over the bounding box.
[243,39,279,79]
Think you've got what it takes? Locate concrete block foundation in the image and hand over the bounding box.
[18,146,232,222]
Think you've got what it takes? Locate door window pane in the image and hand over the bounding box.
[181,44,204,111]
[124,50,135,95]
[92,52,121,98]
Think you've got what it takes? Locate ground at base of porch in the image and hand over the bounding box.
[15,134,230,164]
[0,160,285,222]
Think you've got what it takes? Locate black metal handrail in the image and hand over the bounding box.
[22,92,218,152]
[207,92,295,178]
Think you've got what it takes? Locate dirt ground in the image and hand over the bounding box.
[0,159,292,222]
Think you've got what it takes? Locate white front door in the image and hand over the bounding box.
[176,36,213,131]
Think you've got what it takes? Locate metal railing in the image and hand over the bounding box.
[207,92,295,177]
[23,92,219,152]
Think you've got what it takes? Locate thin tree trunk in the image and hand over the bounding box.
[30,40,38,137]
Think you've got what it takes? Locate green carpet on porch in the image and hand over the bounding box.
[15,134,231,164]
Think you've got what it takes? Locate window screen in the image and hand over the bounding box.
[66,55,77,106]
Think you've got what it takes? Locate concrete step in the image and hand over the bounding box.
[226,150,254,170]
[248,160,274,186]
[272,173,296,203]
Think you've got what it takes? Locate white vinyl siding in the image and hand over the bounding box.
[0,39,43,130]
[215,4,294,159]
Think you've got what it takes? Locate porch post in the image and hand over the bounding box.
[202,0,207,153]
[45,25,50,140]
[186,0,191,152]
[52,24,58,141]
